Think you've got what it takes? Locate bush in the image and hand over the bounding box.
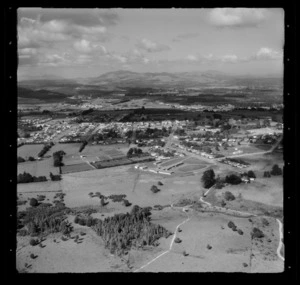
[270,164,282,176]
[251,227,264,239]
[224,191,235,201]
[78,219,86,226]
[29,238,39,246]
[201,169,216,189]
[18,156,26,163]
[261,218,269,226]
[247,170,256,179]
[228,221,235,228]
[221,200,226,207]
[74,216,80,224]
[237,229,244,235]
[157,181,163,186]
[150,185,160,193]
[122,199,132,207]
[28,156,36,161]
[86,217,95,227]
[263,171,271,178]
[174,237,182,243]
[225,174,242,185]
[29,198,38,207]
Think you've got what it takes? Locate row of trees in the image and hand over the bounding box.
[79,141,88,152]
[17,172,47,184]
[202,169,257,189]
[38,142,54,158]
[17,171,61,183]
[18,156,36,163]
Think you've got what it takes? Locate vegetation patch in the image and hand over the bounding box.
[92,205,172,256]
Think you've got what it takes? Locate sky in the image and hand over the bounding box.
[17,8,284,80]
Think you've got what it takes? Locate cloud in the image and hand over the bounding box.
[18,8,120,27]
[220,54,238,63]
[172,33,199,42]
[209,8,268,28]
[73,39,107,54]
[136,38,170,53]
[186,54,198,61]
[253,47,283,60]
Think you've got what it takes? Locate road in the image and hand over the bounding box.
[276,219,285,261]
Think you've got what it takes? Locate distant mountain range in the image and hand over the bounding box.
[19,70,283,89]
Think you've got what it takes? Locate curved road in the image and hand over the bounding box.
[133,186,284,272]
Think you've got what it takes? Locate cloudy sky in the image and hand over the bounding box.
[17,8,284,79]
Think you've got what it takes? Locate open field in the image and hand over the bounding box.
[132,210,283,272]
[48,143,81,157]
[214,175,283,207]
[61,163,94,174]
[16,223,130,273]
[159,157,186,167]
[177,164,207,172]
[18,144,45,158]
[18,158,60,177]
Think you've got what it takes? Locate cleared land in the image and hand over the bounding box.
[61,163,94,174]
[18,144,45,158]
[18,158,60,177]
[177,164,207,172]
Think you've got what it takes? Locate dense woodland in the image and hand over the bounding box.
[91,205,172,255]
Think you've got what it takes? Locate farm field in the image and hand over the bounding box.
[214,175,283,207]
[48,143,81,157]
[177,164,207,172]
[159,157,186,167]
[61,163,94,174]
[133,211,283,272]
[16,224,129,273]
[59,165,207,209]
[18,158,60,177]
[18,144,45,158]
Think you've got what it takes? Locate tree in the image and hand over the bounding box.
[29,198,38,207]
[247,170,256,179]
[150,185,160,193]
[225,174,242,185]
[264,171,271,178]
[201,169,216,189]
[270,164,282,176]
[224,191,235,201]
[18,156,25,163]
[28,156,36,161]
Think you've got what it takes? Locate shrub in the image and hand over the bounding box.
[270,164,282,176]
[261,218,269,226]
[263,171,271,178]
[251,227,264,239]
[150,185,160,193]
[78,219,86,226]
[29,238,39,246]
[157,181,163,186]
[86,217,95,227]
[18,156,26,163]
[28,156,36,161]
[225,174,242,185]
[122,199,132,207]
[29,198,38,207]
[201,169,216,189]
[228,221,235,228]
[174,237,182,243]
[207,244,212,250]
[224,191,235,201]
[30,254,36,259]
[247,170,256,179]
[238,229,244,235]
[221,200,226,207]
